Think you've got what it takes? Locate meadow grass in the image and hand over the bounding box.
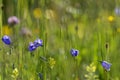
[0,0,120,80]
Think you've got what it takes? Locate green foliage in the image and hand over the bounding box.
[0,0,120,80]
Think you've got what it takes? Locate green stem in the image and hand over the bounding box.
[0,0,2,38]
[98,32,103,61]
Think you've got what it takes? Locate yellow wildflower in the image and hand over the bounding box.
[45,9,56,19]
[48,57,56,69]
[85,63,99,80]
[108,16,114,22]
[2,25,12,35]
[86,63,96,72]
[33,8,42,19]
[11,68,19,79]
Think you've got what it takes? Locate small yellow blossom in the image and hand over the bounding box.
[86,63,96,72]
[33,8,42,19]
[2,25,12,35]
[11,68,19,79]
[108,16,114,22]
[45,9,56,19]
[48,57,56,69]
[85,63,99,80]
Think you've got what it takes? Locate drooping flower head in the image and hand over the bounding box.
[2,35,11,45]
[28,42,36,52]
[100,61,112,71]
[34,38,43,47]
[70,49,79,57]
[8,16,20,25]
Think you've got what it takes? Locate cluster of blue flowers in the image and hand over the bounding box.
[2,35,43,52]
[1,35,112,72]
[28,39,43,52]
[28,42,36,52]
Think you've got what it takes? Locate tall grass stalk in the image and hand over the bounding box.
[0,0,2,38]
[0,0,4,79]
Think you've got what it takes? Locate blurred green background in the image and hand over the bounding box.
[0,0,120,80]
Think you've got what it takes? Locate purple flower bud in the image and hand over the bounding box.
[2,35,11,45]
[8,16,20,25]
[28,42,36,52]
[70,49,79,57]
[101,61,111,71]
[34,39,43,47]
